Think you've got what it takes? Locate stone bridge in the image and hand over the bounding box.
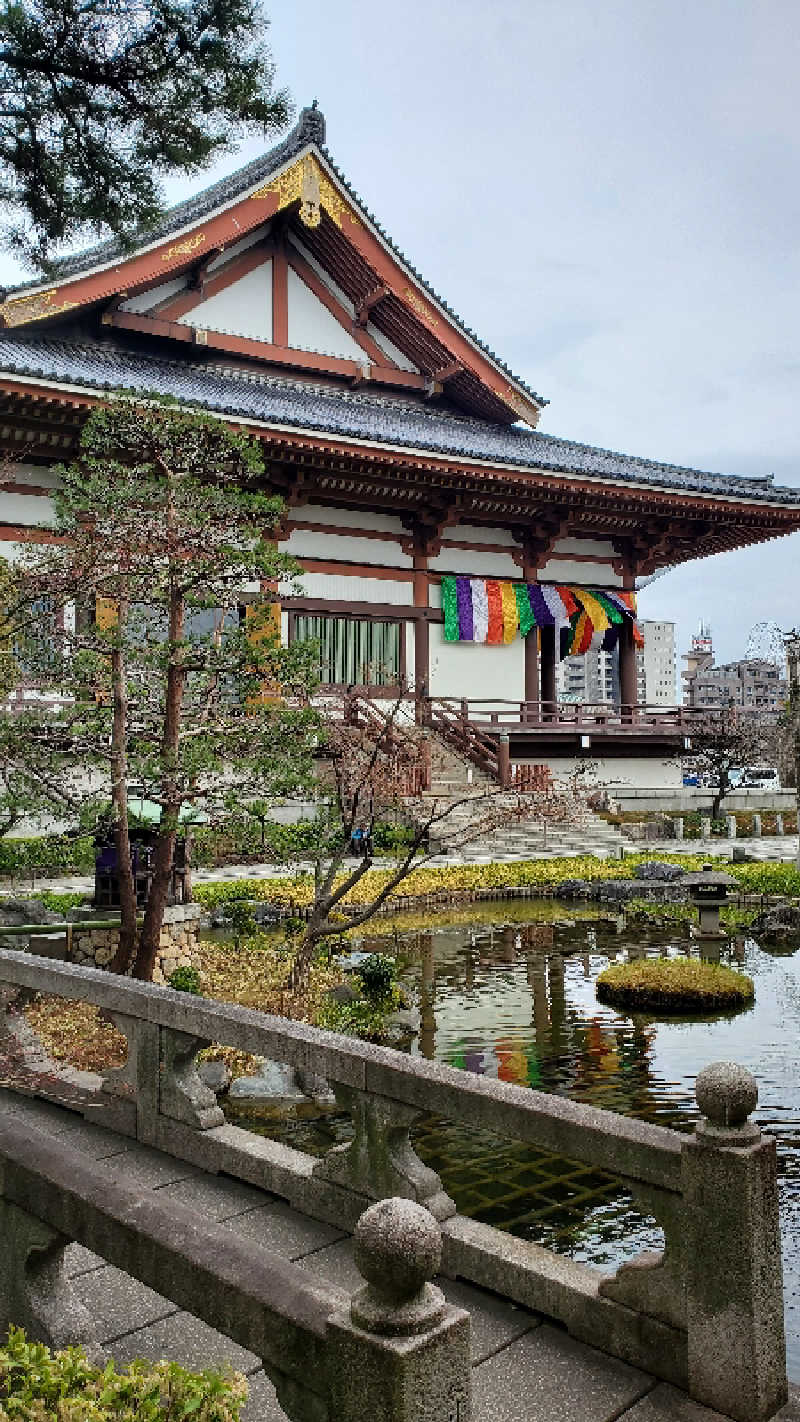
[0,946,796,1422]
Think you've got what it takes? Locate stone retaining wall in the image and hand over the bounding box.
[70,903,203,984]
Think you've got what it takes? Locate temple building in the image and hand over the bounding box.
[1,104,799,788]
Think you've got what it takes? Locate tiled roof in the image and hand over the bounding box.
[0,333,797,506]
[5,105,546,410]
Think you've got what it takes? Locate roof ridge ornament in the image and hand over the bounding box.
[253,152,358,231]
[297,101,326,148]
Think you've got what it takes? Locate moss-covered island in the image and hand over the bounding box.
[596,957,755,1014]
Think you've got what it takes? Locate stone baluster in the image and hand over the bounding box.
[776,812,784,835]
[158,1027,225,1130]
[683,1062,787,1422]
[598,1177,686,1332]
[726,814,737,839]
[0,1200,101,1359]
[700,816,712,840]
[312,1083,455,1223]
[326,1198,471,1422]
[752,812,762,837]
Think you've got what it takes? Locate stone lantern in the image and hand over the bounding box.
[681,862,736,939]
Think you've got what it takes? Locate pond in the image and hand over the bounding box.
[222,900,800,1374]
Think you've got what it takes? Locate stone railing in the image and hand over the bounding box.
[0,948,788,1422]
[0,1114,471,1422]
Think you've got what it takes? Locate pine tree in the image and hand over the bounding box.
[5,395,318,979]
[0,0,290,268]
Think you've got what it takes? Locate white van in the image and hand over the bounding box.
[740,767,781,791]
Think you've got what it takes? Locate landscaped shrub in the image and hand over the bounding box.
[0,1326,247,1419]
[356,952,397,1002]
[596,957,755,1013]
[168,965,203,995]
[0,833,95,876]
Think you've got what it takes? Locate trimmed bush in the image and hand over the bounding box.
[168,965,203,995]
[596,957,754,1014]
[0,1326,247,1419]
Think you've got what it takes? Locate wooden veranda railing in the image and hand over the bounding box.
[326,692,698,790]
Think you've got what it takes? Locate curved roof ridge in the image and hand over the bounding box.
[0,332,795,506]
[4,103,547,410]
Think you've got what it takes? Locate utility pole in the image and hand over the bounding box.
[783,629,800,870]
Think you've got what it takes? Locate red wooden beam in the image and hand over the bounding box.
[286,246,390,367]
[105,310,430,390]
[272,243,288,346]
[155,241,274,321]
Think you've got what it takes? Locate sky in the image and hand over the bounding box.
[3,0,799,682]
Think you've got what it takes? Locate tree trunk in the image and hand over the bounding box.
[133,577,184,981]
[107,612,137,975]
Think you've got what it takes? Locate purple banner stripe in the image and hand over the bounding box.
[456,576,474,640]
[528,585,555,627]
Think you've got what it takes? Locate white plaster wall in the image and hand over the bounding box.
[287,267,366,360]
[429,546,519,577]
[289,235,355,315]
[429,625,524,703]
[366,322,418,372]
[282,528,412,568]
[0,539,30,564]
[122,276,187,313]
[291,504,405,535]
[537,558,622,587]
[283,572,412,604]
[530,756,683,790]
[441,523,516,546]
[0,491,55,527]
[207,225,271,271]
[179,261,273,341]
[552,537,616,559]
[288,235,418,372]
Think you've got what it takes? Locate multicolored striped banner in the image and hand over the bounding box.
[440,576,643,656]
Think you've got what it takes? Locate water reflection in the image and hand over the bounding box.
[225,902,800,1374]
[374,908,800,1373]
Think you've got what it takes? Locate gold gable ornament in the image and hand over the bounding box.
[253,154,358,232]
[0,288,79,328]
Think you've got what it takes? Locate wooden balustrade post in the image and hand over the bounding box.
[497,734,511,789]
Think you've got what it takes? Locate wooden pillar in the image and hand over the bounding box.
[412,530,430,722]
[618,561,638,720]
[540,626,557,719]
[521,553,539,716]
[619,617,637,719]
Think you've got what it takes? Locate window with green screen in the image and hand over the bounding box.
[293,616,401,686]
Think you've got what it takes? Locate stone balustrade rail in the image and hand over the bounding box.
[0,946,788,1422]
[0,1113,470,1422]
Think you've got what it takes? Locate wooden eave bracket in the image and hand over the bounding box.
[511,514,571,571]
[355,285,390,326]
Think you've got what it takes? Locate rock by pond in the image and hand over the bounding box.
[750,901,800,944]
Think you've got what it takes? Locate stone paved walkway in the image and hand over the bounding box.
[5,832,799,901]
[1,1089,798,1421]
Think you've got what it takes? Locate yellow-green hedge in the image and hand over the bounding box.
[193,854,800,915]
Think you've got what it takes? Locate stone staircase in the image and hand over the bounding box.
[407,742,629,864]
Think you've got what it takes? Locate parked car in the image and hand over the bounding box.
[740,767,781,791]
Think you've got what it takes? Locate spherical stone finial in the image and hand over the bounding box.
[351,1198,445,1336]
[695,1062,759,1141]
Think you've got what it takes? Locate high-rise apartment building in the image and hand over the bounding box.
[682,629,786,711]
[637,620,677,705]
[557,620,676,705]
